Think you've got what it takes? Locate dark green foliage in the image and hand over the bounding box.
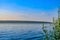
[42,18,60,40]
[53,18,60,40]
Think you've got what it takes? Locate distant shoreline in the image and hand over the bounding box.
[0,20,52,23]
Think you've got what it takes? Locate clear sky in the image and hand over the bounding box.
[0,0,59,22]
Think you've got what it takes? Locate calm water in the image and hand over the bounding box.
[0,23,53,40]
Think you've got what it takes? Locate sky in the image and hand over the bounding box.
[0,0,59,22]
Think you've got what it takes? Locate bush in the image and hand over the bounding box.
[53,18,60,40]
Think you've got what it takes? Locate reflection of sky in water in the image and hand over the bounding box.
[0,23,53,40]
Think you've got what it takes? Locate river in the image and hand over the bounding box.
[0,23,53,40]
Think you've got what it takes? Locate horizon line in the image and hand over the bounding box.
[0,20,52,23]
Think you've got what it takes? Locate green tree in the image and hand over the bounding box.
[53,18,60,40]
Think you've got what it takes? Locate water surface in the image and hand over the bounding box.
[0,23,53,40]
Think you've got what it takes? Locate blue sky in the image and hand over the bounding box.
[0,0,59,22]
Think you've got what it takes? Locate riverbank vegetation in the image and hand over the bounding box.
[53,18,60,40]
[42,18,60,40]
